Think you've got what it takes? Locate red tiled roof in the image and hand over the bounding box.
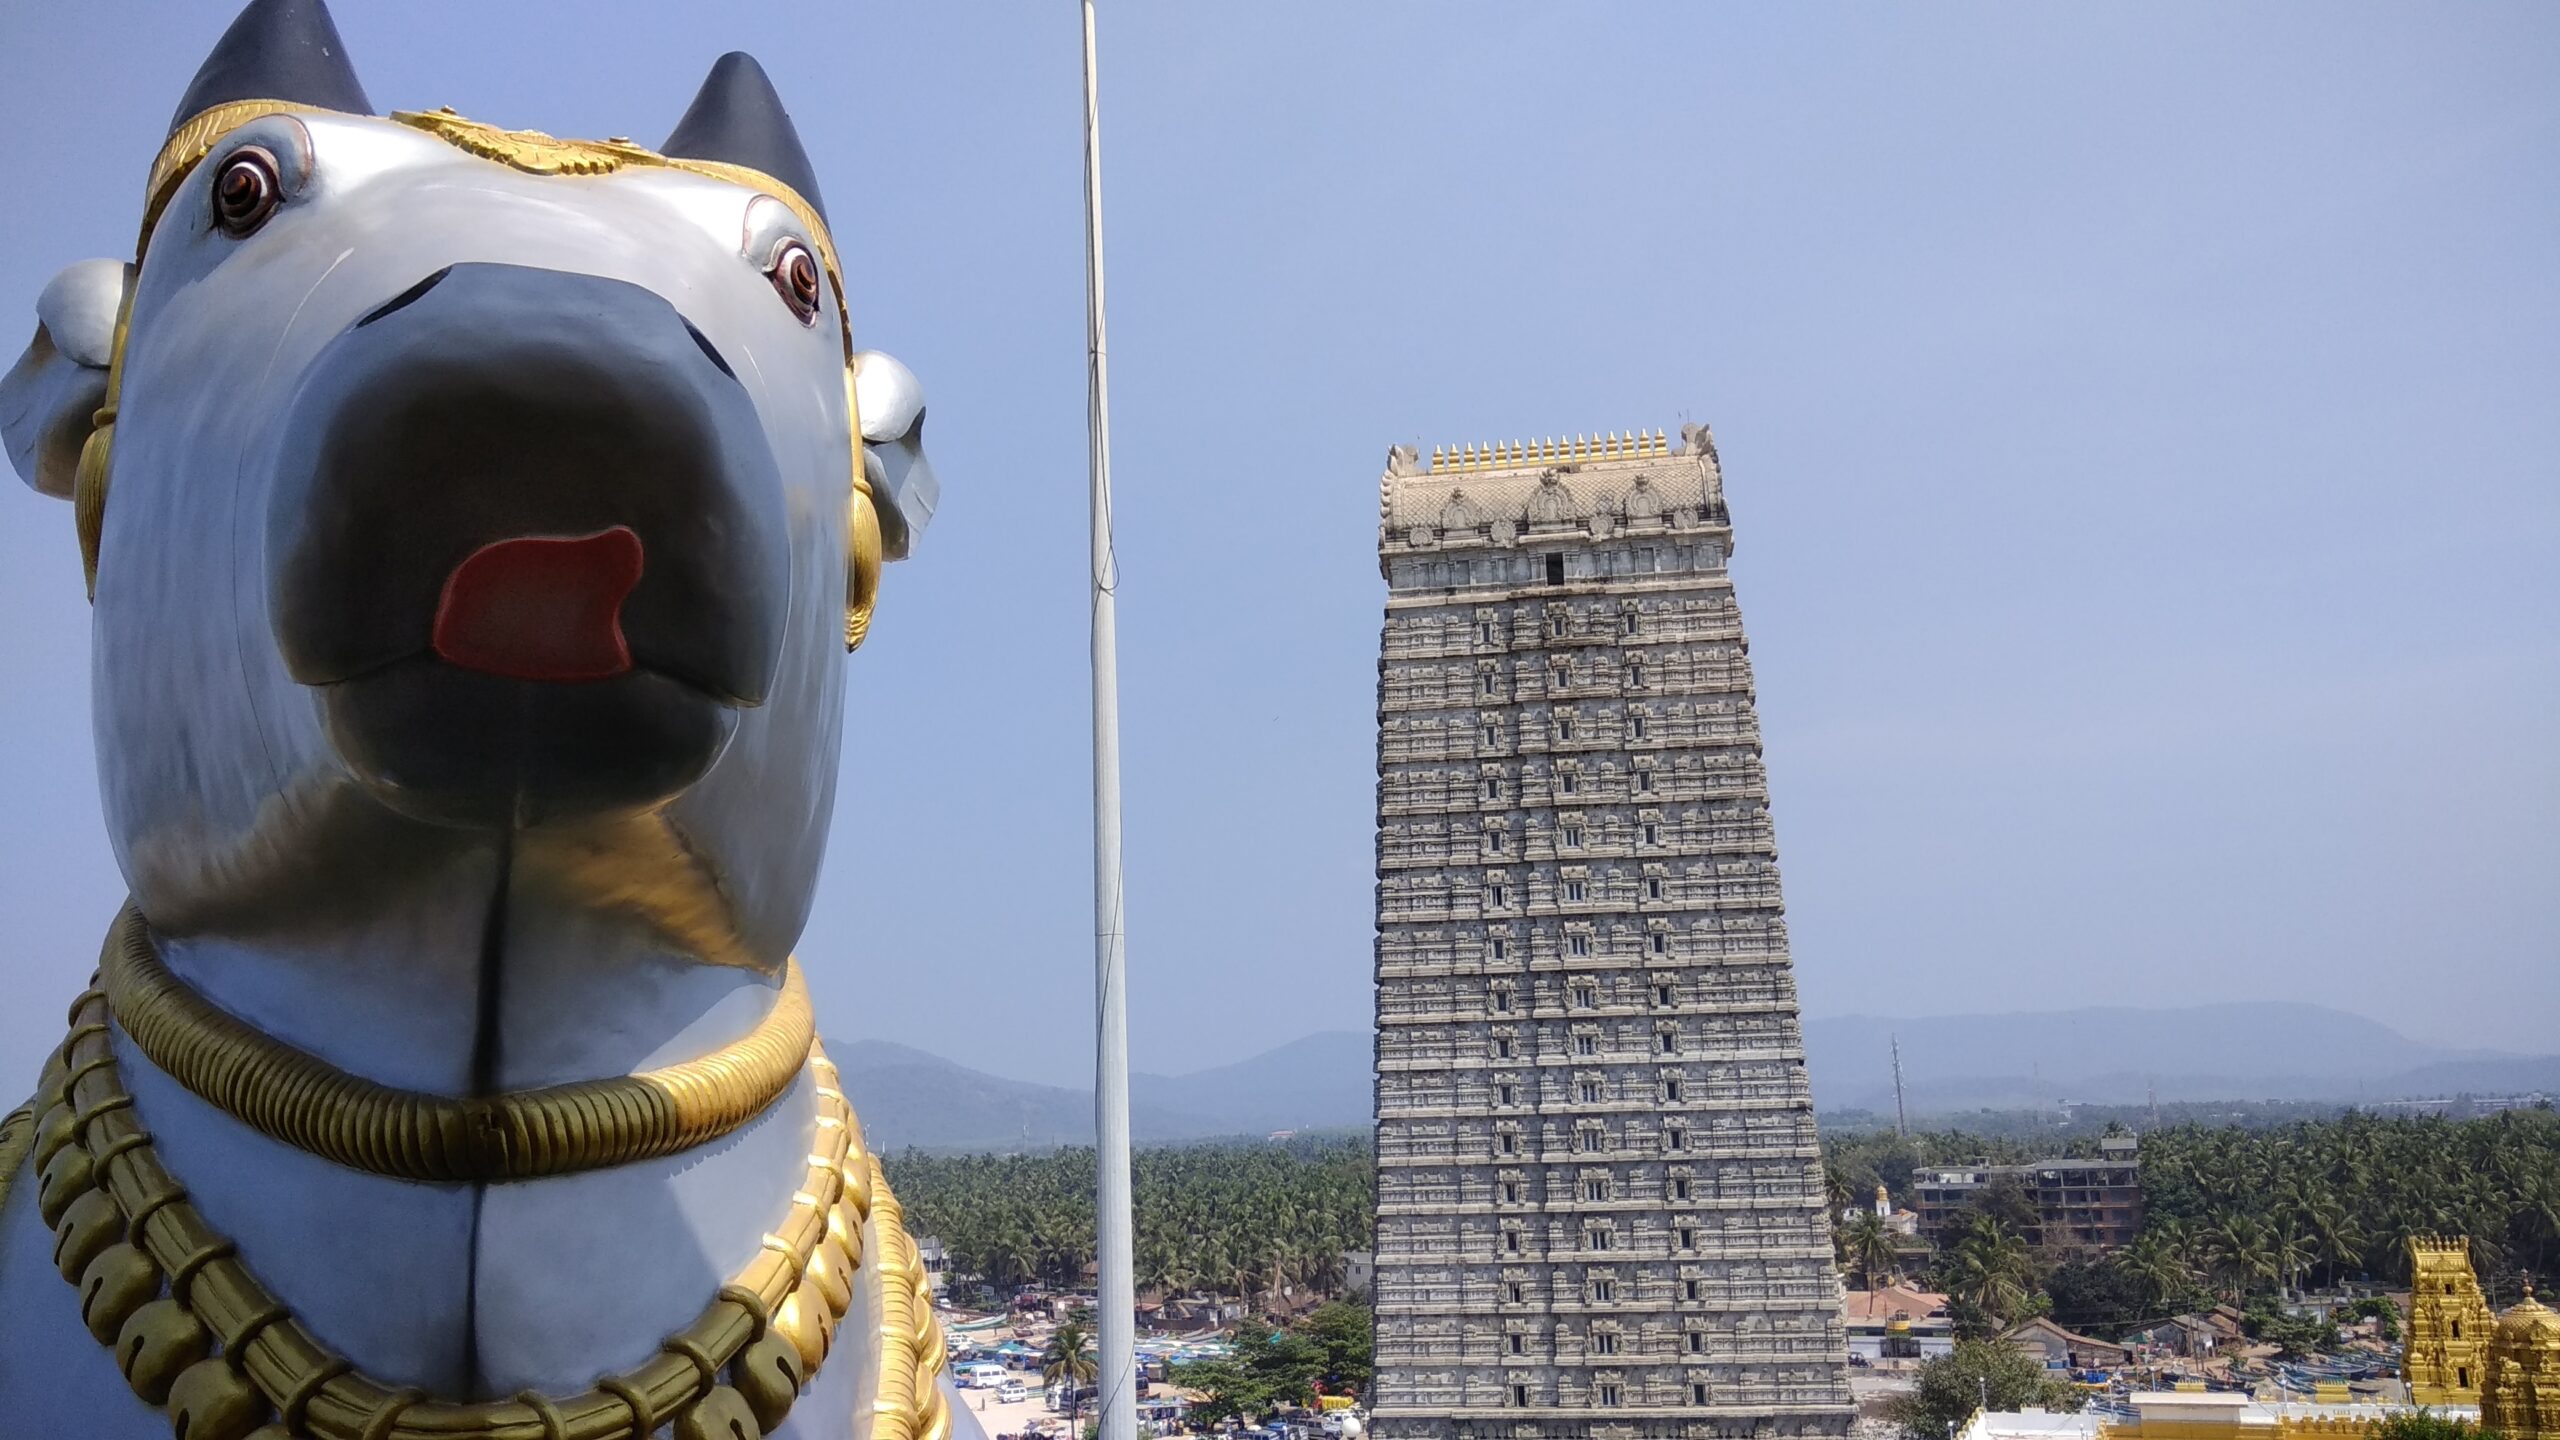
[1843,1285,1952,1323]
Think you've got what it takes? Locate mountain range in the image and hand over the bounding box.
[826,1032,1374,1154]
[830,1001,2557,1153]
[1803,1003,2559,1113]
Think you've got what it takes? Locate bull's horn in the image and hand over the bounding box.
[662,53,828,226]
[170,0,371,134]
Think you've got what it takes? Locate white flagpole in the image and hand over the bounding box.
[1080,3,1138,1439]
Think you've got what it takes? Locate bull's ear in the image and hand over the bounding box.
[170,0,371,134]
[1,260,129,499]
[662,53,828,225]
[852,350,937,561]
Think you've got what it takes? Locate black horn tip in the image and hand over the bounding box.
[171,0,371,134]
[662,52,828,226]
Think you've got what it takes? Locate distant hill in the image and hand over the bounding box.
[1801,1003,2560,1113]
[1128,1031,1372,1137]
[827,1035,1373,1153]
[825,1039,1226,1153]
[836,1002,2557,1152]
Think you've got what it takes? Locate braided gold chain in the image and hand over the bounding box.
[4,910,954,1440]
[102,904,813,1183]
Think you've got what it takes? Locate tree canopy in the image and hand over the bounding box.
[1828,1108,2560,1343]
[885,1138,1372,1304]
[1884,1340,2086,1440]
[1169,1301,1374,1424]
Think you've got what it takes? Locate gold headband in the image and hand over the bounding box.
[97,102,881,647]
[142,102,850,360]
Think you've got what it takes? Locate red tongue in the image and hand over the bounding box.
[432,526,644,682]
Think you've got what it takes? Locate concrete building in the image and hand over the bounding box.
[1959,1391,2464,1440]
[1344,1250,1378,1300]
[1910,1136,2143,1256]
[1371,427,1853,1439]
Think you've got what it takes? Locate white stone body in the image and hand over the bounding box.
[0,102,954,1438]
[1371,431,1854,1438]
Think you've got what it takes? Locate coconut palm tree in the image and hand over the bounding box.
[1044,1313,1098,1415]
[2117,1228,2198,1314]
[1838,1211,1901,1290]
[1937,1215,2037,1329]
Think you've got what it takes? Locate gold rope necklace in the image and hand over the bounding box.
[0,912,956,1440]
[100,904,812,1183]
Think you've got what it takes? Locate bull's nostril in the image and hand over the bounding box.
[683,320,737,381]
[357,267,455,327]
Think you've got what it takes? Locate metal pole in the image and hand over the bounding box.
[1891,1034,1908,1138]
[1080,4,1137,1439]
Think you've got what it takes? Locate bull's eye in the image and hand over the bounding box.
[212,148,282,236]
[769,239,822,325]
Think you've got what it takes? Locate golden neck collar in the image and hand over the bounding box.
[100,904,815,1183]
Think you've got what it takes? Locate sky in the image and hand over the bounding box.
[0,4,2552,1091]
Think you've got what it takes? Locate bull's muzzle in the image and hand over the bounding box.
[269,262,791,828]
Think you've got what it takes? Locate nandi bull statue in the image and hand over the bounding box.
[0,2,968,1437]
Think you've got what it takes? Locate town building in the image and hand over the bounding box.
[1960,1391,2458,1440]
[1909,1136,2143,1255]
[2001,1316,2131,1370]
[1370,427,1853,1439]
[2125,1309,2242,1359]
[1841,1285,1954,1362]
[1961,1238,2560,1440]
[1343,1250,1377,1299]
[1866,1183,1919,1238]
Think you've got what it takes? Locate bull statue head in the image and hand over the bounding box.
[0,1,964,1428]
[2,0,937,966]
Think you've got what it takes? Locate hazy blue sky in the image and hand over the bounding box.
[1,5,2552,1091]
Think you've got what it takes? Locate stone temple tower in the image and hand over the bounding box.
[1371,428,1853,1439]
[2405,1235,2497,1405]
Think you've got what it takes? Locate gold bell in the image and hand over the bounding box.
[32,1102,77,1170]
[773,1289,833,1372]
[37,1140,95,1227]
[167,1356,272,1440]
[117,1297,210,1403]
[732,1330,806,1432]
[839,1157,874,1218]
[673,1383,764,1440]
[805,1237,855,1316]
[52,1187,122,1281]
[825,1200,865,1270]
[80,1241,162,1343]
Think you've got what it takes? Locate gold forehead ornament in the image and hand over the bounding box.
[85,102,882,650]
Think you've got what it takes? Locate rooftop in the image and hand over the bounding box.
[1377,421,1727,549]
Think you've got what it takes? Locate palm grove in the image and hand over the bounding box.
[887,1139,1373,1305]
[1826,1109,2560,1344]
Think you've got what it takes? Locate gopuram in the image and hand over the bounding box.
[0,3,959,1438]
[1371,430,1854,1438]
